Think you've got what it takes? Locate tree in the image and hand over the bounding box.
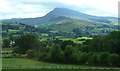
[64,45,78,63]
[61,40,75,50]
[88,54,99,65]
[49,44,64,62]
[98,52,109,65]
[80,45,89,52]
[15,34,40,54]
[9,35,14,41]
[108,54,120,67]
[83,39,91,45]
[2,38,11,48]
[78,53,90,64]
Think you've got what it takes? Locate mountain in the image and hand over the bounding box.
[2,8,118,33]
[44,8,113,23]
[3,8,117,25]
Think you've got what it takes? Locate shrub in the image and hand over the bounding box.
[98,52,110,65]
[78,53,90,64]
[88,54,99,65]
[49,44,63,62]
[64,45,78,63]
[108,54,120,67]
[26,50,35,58]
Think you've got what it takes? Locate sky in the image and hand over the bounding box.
[0,0,119,19]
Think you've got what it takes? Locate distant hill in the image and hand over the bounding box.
[2,8,118,33]
[44,8,114,23]
[2,8,117,25]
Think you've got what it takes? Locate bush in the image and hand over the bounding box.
[81,45,89,52]
[45,51,52,61]
[108,54,120,67]
[78,53,90,64]
[88,54,99,65]
[64,45,78,63]
[98,52,110,65]
[11,53,21,57]
[26,50,36,58]
[49,44,63,62]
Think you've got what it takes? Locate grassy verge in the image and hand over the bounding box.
[2,69,120,71]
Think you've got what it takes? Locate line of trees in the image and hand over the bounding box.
[13,31,120,67]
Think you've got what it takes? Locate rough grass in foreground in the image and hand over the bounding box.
[2,58,98,68]
[2,69,120,71]
[2,58,119,69]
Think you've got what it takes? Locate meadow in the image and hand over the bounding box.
[2,69,120,71]
[2,58,120,71]
[2,58,103,68]
[40,36,92,43]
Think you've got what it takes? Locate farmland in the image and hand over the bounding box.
[2,31,120,70]
[2,49,119,70]
[3,48,119,71]
[2,58,108,68]
[39,35,92,43]
[2,69,120,71]
[2,58,120,71]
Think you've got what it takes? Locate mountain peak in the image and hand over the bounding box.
[53,8,73,10]
[3,8,114,26]
[44,7,90,19]
[44,8,112,23]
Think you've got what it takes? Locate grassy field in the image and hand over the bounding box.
[40,36,92,43]
[2,58,99,68]
[2,69,120,71]
[2,58,119,69]
[76,37,92,40]
[2,58,120,71]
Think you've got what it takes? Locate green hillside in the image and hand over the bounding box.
[3,8,118,26]
[50,20,117,34]
[2,8,118,35]
[2,22,50,39]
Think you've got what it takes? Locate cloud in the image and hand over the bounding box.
[0,0,52,19]
[0,0,119,19]
[59,0,119,17]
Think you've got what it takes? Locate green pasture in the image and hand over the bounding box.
[2,54,12,57]
[55,36,74,40]
[2,30,20,34]
[9,30,19,32]
[76,37,92,40]
[2,69,120,71]
[2,58,95,68]
[39,36,92,43]
[41,33,48,36]
[49,31,58,33]
[2,58,118,69]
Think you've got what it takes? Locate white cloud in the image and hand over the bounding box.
[60,0,119,17]
[0,0,14,13]
[16,4,44,13]
[0,0,119,19]
[0,0,51,19]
